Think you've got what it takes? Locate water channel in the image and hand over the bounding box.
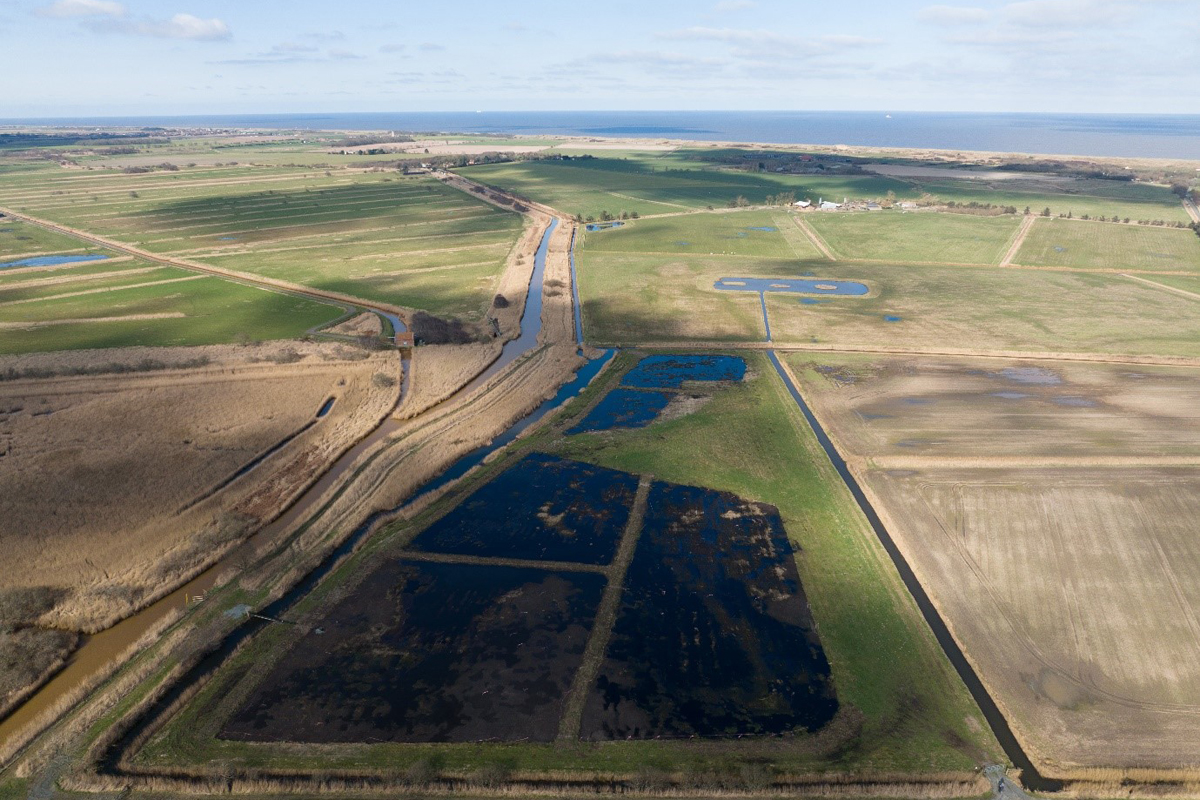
[0,216,599,757]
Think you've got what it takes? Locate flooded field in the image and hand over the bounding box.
[621,354,746,388]
[714,277,869,296]
[570,354,747,433]
[411,453,638,565]
[581,482,838,740]
[217,451,836,747]
[0,254,111,269]
[568,387,672,433]
[221,561,605,743]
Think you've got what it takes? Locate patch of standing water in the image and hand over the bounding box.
[586,221,624,232]
[674,240,691,246]
[0,254,110,269]
[1053,395,1096,407]
[884,315,902,322]
[991,391,1030,400]
[714,277,868,295]
[218,236,238,241]
[800,297,825,305]
[621,354,747,388]
[745,226,777,232]
[999,366,1062,385]
[569,387,672,434]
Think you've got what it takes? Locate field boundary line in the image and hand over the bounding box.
[555,474,653,743]
[394,551,607,575]
[792,216,837,260]
[0,273,208,308]
[1122,273,1200,302]
[1185,198,1200,224]
[1000,214,1037,266]
[605,190,690,209]
[622,340,1200,367]
[0,264,156,291]
[0,205,406,318]
[0,312,186,329]
[870,455,1200,468]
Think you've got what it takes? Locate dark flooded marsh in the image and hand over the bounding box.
[410,453,638,565]
[621,354,747,389]
[221,561,605,744]
[220,449,839,747]
[569,355,747,433]
[568,387,672,434]
[581,482,838,740]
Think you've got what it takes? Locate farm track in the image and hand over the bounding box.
[0,205,405,319]
[1185,197,1200,224]
[0,274,208,308]
[999,214,1036,266]
[792,216,837,260]
[556,475,652,743]
[1122,273,1200,301]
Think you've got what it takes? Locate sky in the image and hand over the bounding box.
[1,0,1197,118]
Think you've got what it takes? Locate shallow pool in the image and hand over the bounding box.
[714,277,868,295]
[0,254,111,269]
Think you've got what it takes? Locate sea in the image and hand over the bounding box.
[3,111,1199,160]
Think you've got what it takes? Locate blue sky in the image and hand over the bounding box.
[1,0,1196,117]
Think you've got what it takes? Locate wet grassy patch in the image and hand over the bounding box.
[582,482,837,740]
[220,561,605,744]
[410,452,638,565]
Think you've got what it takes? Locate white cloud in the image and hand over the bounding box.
[713,0,758,11]
[379,43,406,53]
[418,42,445,51]
[661,27,880,61]
[328,48,363,60]
[88,12,231,40]
[38,0,124,17]
[917,5,990,25]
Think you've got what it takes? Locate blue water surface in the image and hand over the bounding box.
[0,254,110,269]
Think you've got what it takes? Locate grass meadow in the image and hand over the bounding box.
[764,261,1200,357]
[804,211,1023,264]
[1014,218,1200,272]
[462,157,913,219]
[0,267,341,354]
[0,167,525,322]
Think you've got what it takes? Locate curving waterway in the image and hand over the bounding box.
[0,215,605,758]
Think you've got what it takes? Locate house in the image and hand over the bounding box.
[819,199,840,210]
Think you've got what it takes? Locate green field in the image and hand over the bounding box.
[0,218,110,261]
[913,177,1192,224]
[0,167,525,321]
[581,209,818,259]
[805,211,1023,264]
[0,268,342,354]
[132,352,1000,777]
[462,157,913,219]
[1014,218,1200,272]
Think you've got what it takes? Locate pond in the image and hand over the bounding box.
[714,277,868,295]
[0,254,111,269]
[586,221,625,232]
